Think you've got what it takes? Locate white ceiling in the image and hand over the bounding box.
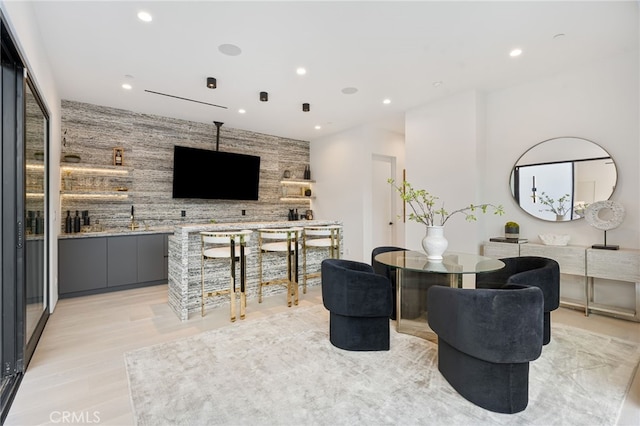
[29,1,638,141]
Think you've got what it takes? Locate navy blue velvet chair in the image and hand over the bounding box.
[427,285,544,414]
[475,256,560,345]
[371,246,405,320]
[371,246,444,320]
[321,258,393,351]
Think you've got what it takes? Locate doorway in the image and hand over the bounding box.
[371,154,396,250]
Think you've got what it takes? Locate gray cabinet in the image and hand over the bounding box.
[59,233,170,297]
[26,238,45,304]
[59,237,107,294]
[107,235,138,287]
[137,234,166,283]
[483,241,640,322]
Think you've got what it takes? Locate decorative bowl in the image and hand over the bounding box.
[539,233,570,246]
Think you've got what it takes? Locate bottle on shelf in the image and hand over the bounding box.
[115,149,123,166]
[73,210,81,233]
[65,210,73,233]
[35,211,44,235]
[26,210,34,234]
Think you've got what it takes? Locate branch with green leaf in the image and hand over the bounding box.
[388,179,504,226]
[536,192,571,216]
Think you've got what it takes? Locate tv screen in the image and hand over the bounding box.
[172,145,260,200]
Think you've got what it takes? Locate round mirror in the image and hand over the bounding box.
[510,137,617,222]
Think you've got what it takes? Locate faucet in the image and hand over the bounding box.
[130,205,138,230]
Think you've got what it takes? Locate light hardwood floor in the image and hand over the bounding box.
[5,284,640,425]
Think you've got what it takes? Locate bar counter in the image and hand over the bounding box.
[168,220,342,321]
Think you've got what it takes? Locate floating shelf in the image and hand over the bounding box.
[60,190,129,199]
[280,196,315,202]
[280,179,315,185]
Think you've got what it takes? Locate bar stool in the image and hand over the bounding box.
[200,230,252,321]
[302,225,341,293]
[258,227,303,307]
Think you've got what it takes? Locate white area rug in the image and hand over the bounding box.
[125,305,640,425]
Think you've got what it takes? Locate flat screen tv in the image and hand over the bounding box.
[172,145,260,200]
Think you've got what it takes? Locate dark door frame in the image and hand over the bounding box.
[0,16,27,422]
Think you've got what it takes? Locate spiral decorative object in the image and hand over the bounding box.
[584,200,625,250]
[584,200,625,231]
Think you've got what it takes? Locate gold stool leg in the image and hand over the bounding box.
[229,274,236,322]
[302,234,307,294]
[286,236,293,307]
[293,234,299,306]
[201,254,206,317]
[240,248,246,320]
[258,242,264,303]
[286,250,292,307]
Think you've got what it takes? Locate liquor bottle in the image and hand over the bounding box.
[35,211,43,234]
[26,210,34,234]
[115,149,123,166]
[65,210,73,233]
[73,210,81,233]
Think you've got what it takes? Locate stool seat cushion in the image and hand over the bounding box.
[204,246,251,259]
[305,238,337,248]
[261,241,301,252]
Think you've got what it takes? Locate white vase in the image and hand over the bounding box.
[422,225,448,261]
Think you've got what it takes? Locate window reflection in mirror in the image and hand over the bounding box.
[510,137,617,222]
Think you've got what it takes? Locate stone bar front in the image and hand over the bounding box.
[168,220,342,321]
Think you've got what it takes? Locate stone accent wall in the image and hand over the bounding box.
[60,100,311,232]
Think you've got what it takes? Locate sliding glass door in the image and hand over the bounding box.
[1,18,27,420]
[0,15,50,422]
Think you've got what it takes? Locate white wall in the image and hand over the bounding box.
[319,50,638,261]
[311,123,404,262]
[483,51,639,249]
[1,1,61,310]
[404,90,490,254]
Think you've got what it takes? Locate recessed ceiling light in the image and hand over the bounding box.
[510,48,523,57]
[296,67,307,76]
[122,83,132,90]
[383,99,391,105]
[238,109,246,114]
[137,11,152,22]
[341,87,358,95]
[218,44,242,56]
[314,125,322,130]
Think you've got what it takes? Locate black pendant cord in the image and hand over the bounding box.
[214,121,224,151]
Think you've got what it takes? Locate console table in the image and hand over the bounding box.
[483,241,640,322]
[374,250,504,341]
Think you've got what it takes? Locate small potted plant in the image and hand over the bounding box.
[504,221,520,240]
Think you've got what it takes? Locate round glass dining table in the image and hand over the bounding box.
[374,250,505,341]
